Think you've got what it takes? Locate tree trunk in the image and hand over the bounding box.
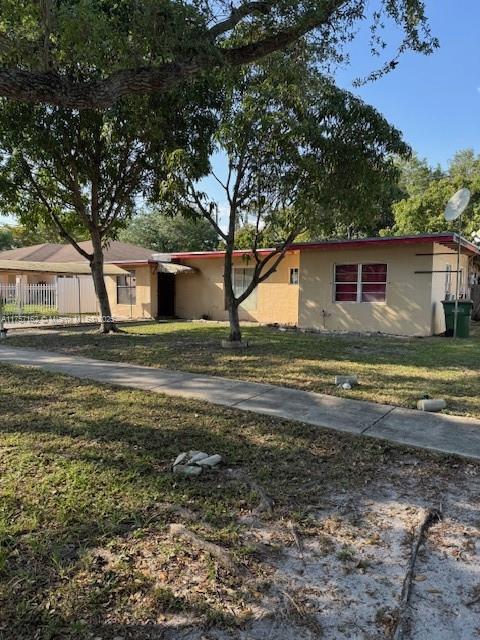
[227,298,242,342]
[90,233,118,333]
[223,246,242,343]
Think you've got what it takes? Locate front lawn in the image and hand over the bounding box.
[1,364,480,639]
[7,320,480,418]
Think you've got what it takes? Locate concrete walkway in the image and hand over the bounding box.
[1,345,480,461]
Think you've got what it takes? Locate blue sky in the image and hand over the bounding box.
[334,0,480,169]
[203,0,480,208]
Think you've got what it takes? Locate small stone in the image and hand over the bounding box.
[341,382,352,390]
[188,451,210,464]
[196,454,222,468]
[172,452,187,467]
[173,465,203,477]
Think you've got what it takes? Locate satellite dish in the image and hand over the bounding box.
[444,188,471,221]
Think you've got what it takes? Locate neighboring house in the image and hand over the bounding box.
[1,233,479,335]
[172,233,480,337]
[0,240,193,319]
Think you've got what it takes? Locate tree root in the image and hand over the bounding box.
[230,469,274,516]
[97,325,123,334]
[391,507,443,640]
[169,523,237,574]
[280,588,323,636]
[251,480,275,516]
[286,519,306,566]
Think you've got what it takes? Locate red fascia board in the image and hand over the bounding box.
[170,249,281,260]
[292,234,448,251]
[294,234,480,255]
[171,234,480,259]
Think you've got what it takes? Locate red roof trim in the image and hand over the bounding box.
[170,248,282,260]
[171,234,480,260]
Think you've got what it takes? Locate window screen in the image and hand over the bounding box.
[116,270,136,305]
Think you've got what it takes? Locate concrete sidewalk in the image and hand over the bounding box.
[1,345,480,460]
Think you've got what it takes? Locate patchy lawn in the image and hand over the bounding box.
[6,320,480,418]
[1,364,480,639]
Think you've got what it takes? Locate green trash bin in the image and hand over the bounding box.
[442,300,473,338]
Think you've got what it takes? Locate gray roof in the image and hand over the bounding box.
[0,240,155,264]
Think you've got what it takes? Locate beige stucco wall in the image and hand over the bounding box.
[430,245,471,334]
[26,273,56,284]
[298,244,436,337]
[175,252,300,325]
[0,272,55,285]
[105,264,157,319]
[1,265,158,319]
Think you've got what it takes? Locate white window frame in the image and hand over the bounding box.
[289,267,299,285]
[333,263,388,304]
[233,267,257,310]
[116,270,137,305]
[444,264,452,297]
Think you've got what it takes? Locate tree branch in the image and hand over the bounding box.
[0,1,346,108]
[236,228,298,304]
[20,157,92,261]
[187,181,227,241]
[208,0,274,39]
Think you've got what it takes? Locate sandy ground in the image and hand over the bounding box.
[152,454,480,640]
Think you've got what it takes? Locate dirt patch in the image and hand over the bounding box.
[86,458,480,640]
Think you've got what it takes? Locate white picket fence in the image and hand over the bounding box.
[0,283,57,312]
[0,278,98,323]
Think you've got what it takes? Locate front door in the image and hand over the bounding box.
[157,273,175,317]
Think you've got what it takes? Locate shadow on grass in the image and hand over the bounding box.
[0,363,477,639]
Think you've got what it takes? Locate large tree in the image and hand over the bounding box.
[0,220,82,248]
[0,1,436,108]
[0,225,14,251]
[120,208,219,252]
[161,57,409,342]
[391,149,480,237]
[0,88,216,331]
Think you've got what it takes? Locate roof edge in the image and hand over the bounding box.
[171,233,480,260]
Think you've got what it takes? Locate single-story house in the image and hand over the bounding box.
[1,233,479,336]
[171,233,480,337]
[0,240,194,318]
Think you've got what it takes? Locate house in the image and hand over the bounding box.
[1,233,479,336]
[171,233,480,337]
[0,240,194,319]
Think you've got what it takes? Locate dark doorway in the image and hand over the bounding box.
[157,273,175,317]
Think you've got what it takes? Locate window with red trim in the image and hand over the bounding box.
[334,264,387,303]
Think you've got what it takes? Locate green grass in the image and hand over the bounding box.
[2,303,58,317]
[0,363,430,639]
[7,320,480,418]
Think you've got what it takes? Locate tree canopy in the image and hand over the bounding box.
[0,81,217,330]
[0,221,78,250]
[390,149,480,238]
[0,0,437,108]
[160,54,409,341]
[120,209,219,252]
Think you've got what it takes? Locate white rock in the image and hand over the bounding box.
[196,454,222,468]
[173,465,203,477]
[417,399,447,412]
[172,452,188,467]
[188,452,210,464]
[342,382,352,390]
